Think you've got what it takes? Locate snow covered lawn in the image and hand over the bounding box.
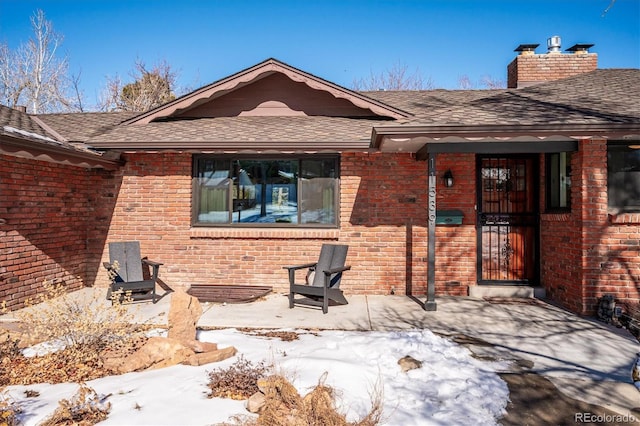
[6,328,510,426]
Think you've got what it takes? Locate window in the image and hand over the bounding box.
[608,142,640,212]
[546,152,571,211]
[193,155,339,226]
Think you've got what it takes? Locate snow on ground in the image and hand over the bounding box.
[7,328,510,426]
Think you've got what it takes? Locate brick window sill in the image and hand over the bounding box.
[608,213,640,224]
[541,213,572,222]
[190,227,340,240]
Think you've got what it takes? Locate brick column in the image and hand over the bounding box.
[578,138,609,314]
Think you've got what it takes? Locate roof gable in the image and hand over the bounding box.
[123,58,411,124]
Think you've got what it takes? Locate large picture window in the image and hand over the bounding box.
[193,155,339,226]
[608,143,640,212]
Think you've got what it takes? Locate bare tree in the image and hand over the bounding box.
[99,59,178,112]
[457,75,474,90]
[352,61,434,91]
[457,74,506,90]
[479,75,506,89]
[0,10,75,113]
[0,43,25,107]
[69,70,86,112]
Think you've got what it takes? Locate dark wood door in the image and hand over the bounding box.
[477,156,538,284]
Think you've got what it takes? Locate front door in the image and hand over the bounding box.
[477,155,539,284]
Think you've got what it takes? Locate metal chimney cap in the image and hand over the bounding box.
[566,43,594,53]
[514,43,540,53]
[547,35,562,52]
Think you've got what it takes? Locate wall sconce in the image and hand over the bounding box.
[443,169,454,188]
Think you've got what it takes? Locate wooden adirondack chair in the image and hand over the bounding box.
[103,241,163,304]
[285,244,351,314]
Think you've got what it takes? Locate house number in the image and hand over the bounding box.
[428,178,437,223]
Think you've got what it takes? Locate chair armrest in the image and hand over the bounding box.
[322,265,351,275]
[142,258,163,267]
[283,262,317,271]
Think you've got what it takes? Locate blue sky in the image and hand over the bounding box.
[0,0,638,107]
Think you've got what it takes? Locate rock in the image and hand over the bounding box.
[167,289,202,344]
[184,339,218,353]
[246,391,266,413]
[398,355,422,372]
[100,290,235,373]
[182,346,237,366]
[106,336,195,373]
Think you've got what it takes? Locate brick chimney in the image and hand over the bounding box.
[507,36,598,88]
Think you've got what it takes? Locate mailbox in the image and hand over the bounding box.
[436,210,463,225]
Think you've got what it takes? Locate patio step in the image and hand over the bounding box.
[468,285,546,299]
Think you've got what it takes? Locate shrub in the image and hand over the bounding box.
[40,384,110,426]
[221,373,384,426]
[0,333,20,360]
[207,356,270,400]
[18,281,137,350]
[0,388,19,426]
[0,280,149,386]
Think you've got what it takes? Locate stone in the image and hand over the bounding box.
[182,346,237,366]
[184,339,218,353]
[167,289,203,344]
[105,336,195,373]
[100,290,233,373]
[246,391,266,413]
[398,355,422,372]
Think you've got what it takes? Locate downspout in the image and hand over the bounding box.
[425,153,437,311]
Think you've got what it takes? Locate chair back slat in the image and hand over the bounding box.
[109,241,144,282]
[312,244,348,288]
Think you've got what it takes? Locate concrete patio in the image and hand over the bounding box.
[2,287,639,418]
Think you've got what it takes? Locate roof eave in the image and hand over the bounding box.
[88,140,372,152]
[371,123,640,148]
[0,134,123,170]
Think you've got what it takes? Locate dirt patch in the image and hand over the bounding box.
[447,332,640,426]
[237,328,319,342]
[500,372,640,426]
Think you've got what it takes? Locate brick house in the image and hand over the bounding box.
[1,40,639,315]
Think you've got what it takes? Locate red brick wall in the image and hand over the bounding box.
[540,151,583,312]
[540,139,640,315]
[435,154,477,295]
[0,155,115,311]
[507,53,598,88]
[7,144,635,316]
[96,151,482,297]
[582,139,640,314]
[96,152,421,295]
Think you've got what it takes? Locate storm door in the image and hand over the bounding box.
[477,156,539,284]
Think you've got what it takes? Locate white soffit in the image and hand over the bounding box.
[378,134,579,153]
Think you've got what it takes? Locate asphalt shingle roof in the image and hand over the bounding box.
[364,69,640,125]
[0,104,124,169]
[38,111,138,142]
[29,68,640,150]
[85,116,387,147]
[0,104,54,137]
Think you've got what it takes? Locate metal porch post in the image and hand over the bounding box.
[425,152,437,311]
